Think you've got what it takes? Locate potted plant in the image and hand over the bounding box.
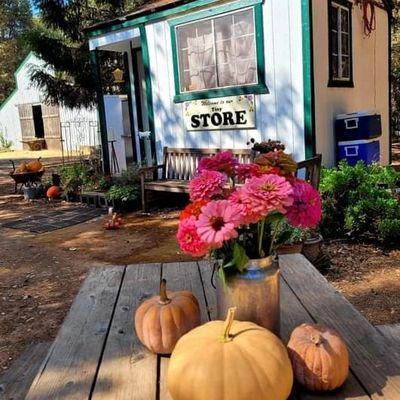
[276,222,306,255]
[176,148,322,335]
[302,229,324,265]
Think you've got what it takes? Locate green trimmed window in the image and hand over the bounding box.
[170,2,267,103]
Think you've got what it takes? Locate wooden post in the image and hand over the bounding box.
[90,49,110,176]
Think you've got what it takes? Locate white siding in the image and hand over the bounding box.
[312,2,390,166]
[145,0,306,164]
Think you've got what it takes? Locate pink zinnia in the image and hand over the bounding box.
[240,174,294,218]
[286,181,322,228]
[189,170,227,202]
[197,151,238,177]
[235,163,262,182]
[230,188,263,225]
[177,217,209,257]
[196,200,242,248]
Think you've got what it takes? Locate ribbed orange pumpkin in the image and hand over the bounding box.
[26,158,43,172]
[134,279,201,354]
[16,162,28,173]
[168,308,293,400]
[47,185,61,199]
[287,323,349,392]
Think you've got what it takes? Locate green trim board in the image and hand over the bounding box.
[139,24,157,160]
[301,0,316,159]
[0,51,36,112]
[169,1,267,103]
[87,0,222,37]
[89,50,111,175]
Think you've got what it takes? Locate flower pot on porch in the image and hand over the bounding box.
[216,256,280,336]
[302,234,323,265]
[277,242,304,255]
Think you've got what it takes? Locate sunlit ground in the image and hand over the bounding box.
[0,149,90,160]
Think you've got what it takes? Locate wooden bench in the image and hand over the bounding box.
[140,148,252,211]
[140,147,322,211]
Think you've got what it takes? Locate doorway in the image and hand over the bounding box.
[32,105,45,139]
[131,47,153,165]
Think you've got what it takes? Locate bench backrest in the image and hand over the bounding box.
[295,154,322,189]
[162,147,252,180]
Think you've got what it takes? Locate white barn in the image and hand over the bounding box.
[0,52,99,153]
[86,0,392,174]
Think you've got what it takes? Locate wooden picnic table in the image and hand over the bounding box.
[25,254,400,400]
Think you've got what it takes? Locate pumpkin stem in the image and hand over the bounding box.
[310,332,323,345]
[221,307,236,342]
[159,279,171,305]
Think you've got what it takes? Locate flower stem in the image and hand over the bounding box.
[222,307,236,342]
[258,219,266,257]
[269,219,283,255]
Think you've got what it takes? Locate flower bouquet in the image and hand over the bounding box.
[177,146,322,333]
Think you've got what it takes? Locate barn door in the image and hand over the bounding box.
[41,104,61,150]
[18,104,35,140]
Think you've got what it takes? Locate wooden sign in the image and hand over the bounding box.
[184,95,256,131]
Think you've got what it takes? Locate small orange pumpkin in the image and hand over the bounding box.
[16,162,28,173]
[47,185,61,199]
[26,157,43,172]
[135,279,201,354]
[287,323,349,392]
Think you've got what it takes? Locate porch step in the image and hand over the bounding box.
[376,324,400,355]
[0,342,51,400]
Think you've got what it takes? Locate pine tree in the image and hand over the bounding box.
[0,0,32,104]
[28,0,144,108]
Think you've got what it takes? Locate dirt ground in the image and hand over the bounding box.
[0,155,400,373]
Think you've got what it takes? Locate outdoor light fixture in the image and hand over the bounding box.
[112,67,124,84]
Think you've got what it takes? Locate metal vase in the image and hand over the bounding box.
[216,256,280,336]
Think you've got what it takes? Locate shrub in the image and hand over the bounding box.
[0,131,12,150]
[319,161,400,243]
[106,184,139,203]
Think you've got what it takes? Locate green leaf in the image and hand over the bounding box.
[222,243,249,273]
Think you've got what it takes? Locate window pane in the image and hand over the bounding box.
[217,63,236,86]
[177,24,196,49]
[200,66,217,89]
[235,36,255,60]
[234,9,254,36]
[331,31,338,55]
[332,54,339,79]
[341,33,350,56]
[331,6,338,30]
[236,60,256,85]
[341,9,349,33]
[215,14,233,41]
[216,39,234,65]
[341,56,350,79]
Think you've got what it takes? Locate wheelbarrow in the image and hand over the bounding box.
[9,160,45,193]
[20,139,47,151]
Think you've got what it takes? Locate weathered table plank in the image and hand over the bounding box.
[280,254,400,400]
[280,278,371,400]
[159,262,212,400]
[26,266,125,400]
[91,263,161,400]
[377,324,400,356]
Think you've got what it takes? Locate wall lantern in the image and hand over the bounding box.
[112,67,124,84]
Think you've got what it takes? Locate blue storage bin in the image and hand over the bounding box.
[335,111,382,141]
[337,139,380,166]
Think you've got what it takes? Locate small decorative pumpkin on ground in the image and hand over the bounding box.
[47,185,61,199]
[26,157,43,172]
[287,323,349,392]
[135,279,201,354]
[168,307,293,400]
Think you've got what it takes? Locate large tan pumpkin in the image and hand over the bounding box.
[134,279,201,354]
[26,158,43,172]
[168,307,293,400]
[287,323,349,392]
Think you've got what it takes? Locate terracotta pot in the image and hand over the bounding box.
[216,256,280,336]
[277,243,303,255]
[302,234,323,264]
